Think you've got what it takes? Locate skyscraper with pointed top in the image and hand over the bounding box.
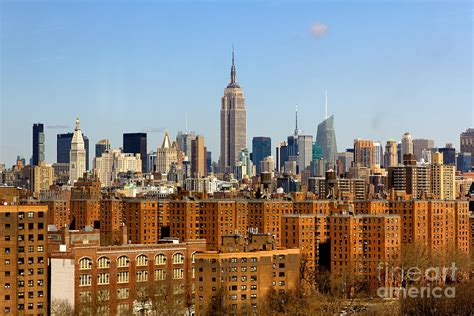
[316,93,338,169]
[220,48,247,173]
[69,117,86,184]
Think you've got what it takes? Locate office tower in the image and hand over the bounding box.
[460,128,474,165]
[373,142,382,166]
[316,115,338,169]
[69,118,86,184]
[252,137,271,175]
[397,143,402,164]
[220,49,247,173]
[312,142,323,161]
[94,149,142,187]
[95,139,110,158]
[457,152,472,172]
[337,152,353,174]
[194,234,299,315]
[206,151,212,174]
[401,132,413,159]
[155,131,179,174]
[176,131,197,160]
[30,161,54,193]
[354,139,374,169]
[413,139,434,162]
[421,148,432,164]
[147,151,157,173]
[191,135,206,177]
[276,141,289,174]
[123,132,147,172]
[235,148,254,178]
[384,140,398,167]
[260,156,275,174]
[431,152,455,200]
[57,133,90,170]
[32,123,45,166]
[439,144,456,166]
[0,205,49,315]
[297,135,313,173]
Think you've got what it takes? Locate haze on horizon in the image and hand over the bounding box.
[0,0,472,166]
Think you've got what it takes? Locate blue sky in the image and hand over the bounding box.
[1,0,472,166]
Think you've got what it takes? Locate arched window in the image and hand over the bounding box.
[172,253,184,264]
[79,257,92,270]
[136,254,148,267]
[155,254,167,265]
[191,252,196,264]
[117,256,130,268]
[97,257,110,269]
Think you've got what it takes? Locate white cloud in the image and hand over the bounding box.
[310,22,329,38]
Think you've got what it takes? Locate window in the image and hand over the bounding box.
[173,253,184,264]
[117,304,129,313]
[117,256,129,268]
[155,254,166,265]
[79,257,92,270]
[117,288,129,299]
[79,274,92,286]
[173,268,184,279]
[155,269,166,280]
[98,273,109,285]
[136,270,148,282]
[97,257,110,269]
[97,289,110,301]
[136,254,148,266]
[250,266,257,272]
[37,245,44,252]
[117,272,129,283]
[79,291,92,303]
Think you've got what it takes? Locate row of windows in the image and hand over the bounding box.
[79,253,186,270]
[79,268,184,286]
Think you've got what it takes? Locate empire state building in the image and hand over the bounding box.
[220,50,247,173]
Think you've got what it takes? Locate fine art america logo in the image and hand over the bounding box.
[376,262,457,299]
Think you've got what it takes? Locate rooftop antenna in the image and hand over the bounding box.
[295,104,298,131]
[325,90,328,119]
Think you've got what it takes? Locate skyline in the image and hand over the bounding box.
[1,1,472,166]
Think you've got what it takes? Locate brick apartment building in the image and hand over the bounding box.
[194,234,300,315]
[48,227,205,315]
[0,205,49,315]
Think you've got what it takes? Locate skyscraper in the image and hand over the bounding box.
[69,118,86,184]
[384,140,398,167]
[401,132,414,160]
[460,128,474,166]
[123,133,147,172]
[373,142,382,167]
[32,123,45,166]
[316,115,338,169]
[354,139,374,169]
[276,141,288,174]
[220,49,246,173]
[155,131,179,174]
[191,135,206,178]
[176,131,197,160]
[57,132,90,170]
[413,139,434,162]
[252,137,271,175]
[439,144,456,166]
[297,135,313,173]
[95,139,111,158]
